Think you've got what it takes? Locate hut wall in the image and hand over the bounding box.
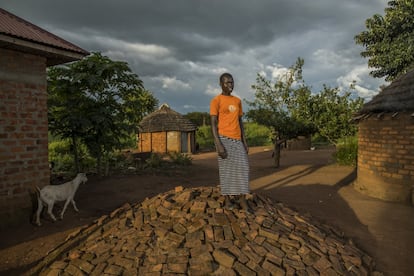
[354,113,414,203]
[0,49,50,227]
[167,131,180,152]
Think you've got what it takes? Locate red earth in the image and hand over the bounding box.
[0,146,413,276]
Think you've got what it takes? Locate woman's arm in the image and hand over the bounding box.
[211,115,227,159]
[239,116,248,154]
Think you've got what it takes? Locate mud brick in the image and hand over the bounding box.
[187,218,206,233]
[284,265,296,275]
[49,261,68,270]
[246,260,270,276]
[342,254,362,266]
[259,227,280,241]
[191,201,207,213]
[207,199,220,209]
[262,241,284,258]
[262,218,274,228]
[288,232,305,245]
[188,260,214,275]
[175,190,191,203]
[308,229,326,242]
[40,268,60,276]
[172,223,186,235]
[174,186,184,192]
[213,226,224,241]
[301,250,321,266]
[166,263,188,273]
[223,211,236,223]
[156,205,170,217]
[305,266,319,276]
[248,242,268,257]
[71,258,94,274]
[204,224,214,241]
[283,257,305,270]
[213,249,235,268]
[213,212,228,225]
[65,263,85,276]
[222,225,234,240]
[90,262,107,276]
[262,259,285,275]
[114,257,136,269]
[233,261,256,276]
[246,229,258,241]
[228,245,249,264]
[166,232,185,244]
[254,235,266,245]
[190,244,213,256]
[265,252,283,266]
[313,256,332,272]
[231,222,244,239]
[91,252,111,265]
[280,236,301,249]
[213,266,237,276]
[243,243,263,264]
[328,255,346,274]
[103,264,123,275]
[123,268,139,276]
[168,255,188,264]
[145,254,167,265]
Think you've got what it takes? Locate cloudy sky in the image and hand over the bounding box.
[3,0,389,114]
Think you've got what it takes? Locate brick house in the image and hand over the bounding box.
[353,69,414,204]
[137,104,197,154]
[0,8,89,226]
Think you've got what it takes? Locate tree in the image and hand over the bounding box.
[48,52,158,175]
[183,112,211,126]
[355,0,414,81]
[247,58,364,159]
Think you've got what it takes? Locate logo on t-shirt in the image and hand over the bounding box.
[228,104,237,113]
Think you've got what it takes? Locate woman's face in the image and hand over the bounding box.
[220,75,234,95]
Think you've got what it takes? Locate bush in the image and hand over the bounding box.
[334,136,358,166]
[244,122,272,146]
[168,152,193,166]
[196,125,215,151]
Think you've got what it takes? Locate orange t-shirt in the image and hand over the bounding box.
[210,94,243,140]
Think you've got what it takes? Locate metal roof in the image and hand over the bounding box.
[0,8,89,65]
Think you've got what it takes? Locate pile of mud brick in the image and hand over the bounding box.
[29,186,382,276]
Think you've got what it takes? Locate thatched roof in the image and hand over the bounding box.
[357,68,414,115]
[139,104,197,132]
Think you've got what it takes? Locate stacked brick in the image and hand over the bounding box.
[29,186,382,275]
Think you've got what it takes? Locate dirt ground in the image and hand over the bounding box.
[0,146,413,276]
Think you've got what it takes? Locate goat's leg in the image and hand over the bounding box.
[60,198,71,219]
[47,203,57,221]
[35,198,43,226]
[71,199,79,212]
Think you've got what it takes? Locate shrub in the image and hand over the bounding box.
[334,136,358,166]
[244,122,272,146]
[168,152,193,166]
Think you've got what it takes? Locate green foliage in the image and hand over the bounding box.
[247,58,363,146]
[47,52,158,175]
[244,122,273,146]
[196,125,215,151]
[304,85,364,145]
[184,112,211,126]
[334,136,358,166]
[246,58,315,140]
[355,0,414,81]
[48,139,94,173]
[168,152,193,166]
[144,153,164,169]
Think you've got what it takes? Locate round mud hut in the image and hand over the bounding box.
[353,69,414,204]
[137,104,197,154]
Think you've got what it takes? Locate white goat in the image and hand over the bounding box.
[35,172,88,226]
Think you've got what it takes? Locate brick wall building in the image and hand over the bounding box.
[138,104,197,154]
[353,69,414,204]
[0,8,88,227]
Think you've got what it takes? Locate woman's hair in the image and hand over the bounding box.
[219,72,233,83]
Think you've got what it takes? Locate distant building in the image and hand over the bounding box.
[353,69,414,204]
[0,8,89,226]
[137,104,197,154]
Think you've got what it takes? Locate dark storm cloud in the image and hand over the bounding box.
[2,0,389,113]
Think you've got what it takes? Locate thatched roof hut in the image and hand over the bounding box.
[137,104,197,154]
[353,69,414,204]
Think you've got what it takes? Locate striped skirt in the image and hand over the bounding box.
[218,136,250,195]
